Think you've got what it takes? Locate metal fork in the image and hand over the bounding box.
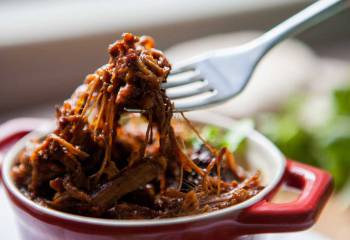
[163,0,349,112]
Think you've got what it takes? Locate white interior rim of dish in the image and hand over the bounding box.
[2,111,286,227]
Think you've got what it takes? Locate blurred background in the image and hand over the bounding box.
[0,0,349,239]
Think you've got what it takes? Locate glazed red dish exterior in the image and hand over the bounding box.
[0,117,333,240]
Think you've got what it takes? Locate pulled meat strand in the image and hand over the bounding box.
[92,159,164,210]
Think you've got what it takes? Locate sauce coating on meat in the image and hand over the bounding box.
[11,33,263,219]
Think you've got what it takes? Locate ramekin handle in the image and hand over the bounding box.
[239,160,333,233]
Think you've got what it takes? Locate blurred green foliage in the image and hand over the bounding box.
[258,85,350,191]
[189,119,253,156]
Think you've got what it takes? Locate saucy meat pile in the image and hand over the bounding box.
[12,33,263,219]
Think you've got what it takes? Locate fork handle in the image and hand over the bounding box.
[251,0,349,57]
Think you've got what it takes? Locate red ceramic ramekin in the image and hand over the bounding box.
[0,114,333,240]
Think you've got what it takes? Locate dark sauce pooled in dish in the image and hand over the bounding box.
[11,33,263,219]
